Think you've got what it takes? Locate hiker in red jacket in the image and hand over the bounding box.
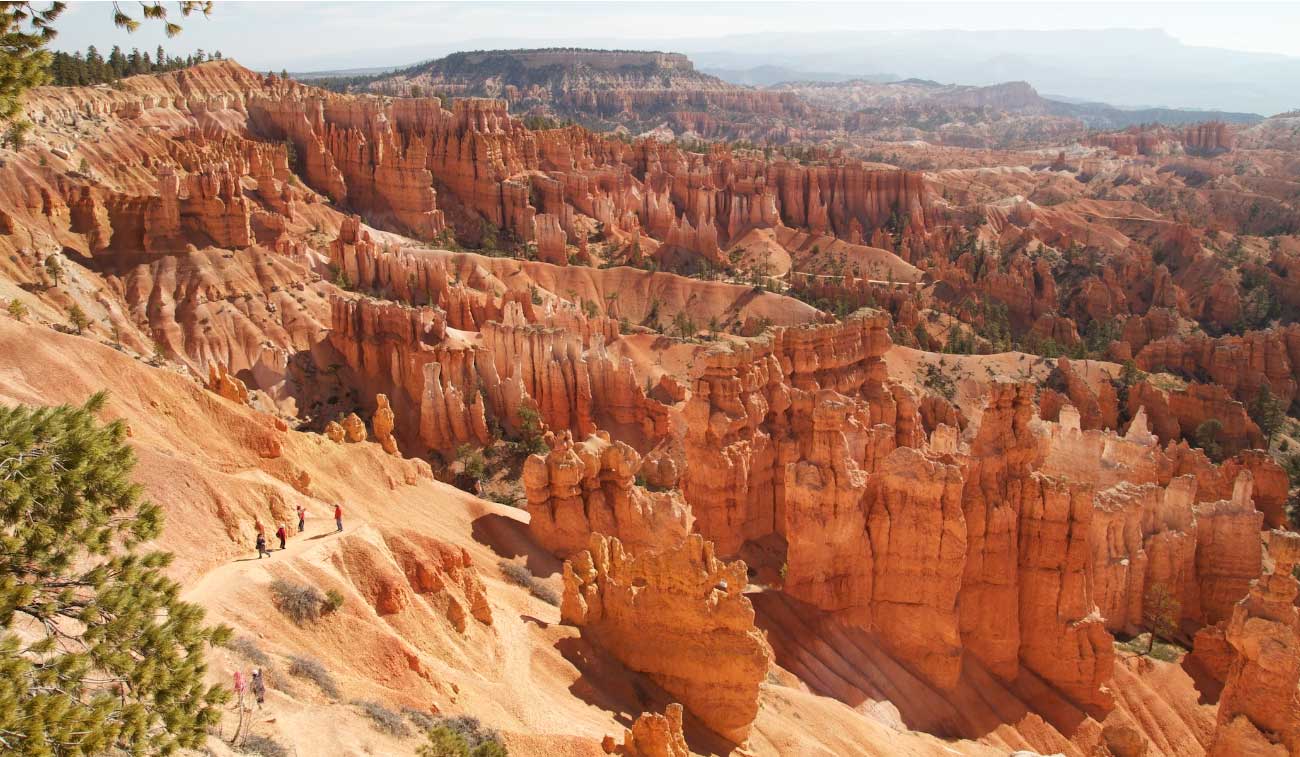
[334,503,343,533]
[275,523,287,550]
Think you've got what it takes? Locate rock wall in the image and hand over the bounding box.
[1210,530,1300,756]
[329,294,666,457]
[1136,325,1300,411]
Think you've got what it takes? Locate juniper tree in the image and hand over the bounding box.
[0,392,231,754]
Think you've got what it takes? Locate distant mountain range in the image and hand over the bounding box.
[290,28,1298,115]
[303,48,1263,149]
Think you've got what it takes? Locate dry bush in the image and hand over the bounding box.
[403,706,436,731]
[498,561,559,606]
[239,733,290,757]
[353,699,411,737]
[286,654,340,699]
[270,578,343,624]
[228,635,271,666]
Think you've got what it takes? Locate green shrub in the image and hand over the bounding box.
[418,716,508,756]
[325,587,346,613]
[456,443,488,480]
[419,726,470,757]
[6,298,27,321]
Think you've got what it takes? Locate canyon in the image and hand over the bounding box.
[1,52,1298,757]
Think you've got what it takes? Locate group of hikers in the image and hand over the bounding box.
[253,503,345,558]
[232,668,266,709]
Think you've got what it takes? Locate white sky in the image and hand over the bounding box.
[49,1,1300,71]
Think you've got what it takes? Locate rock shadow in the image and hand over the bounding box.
[751,589,1091,743]
[470,512,561,577]
[554,635,736,756]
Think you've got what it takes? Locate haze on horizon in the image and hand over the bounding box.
[47,1,1300,115]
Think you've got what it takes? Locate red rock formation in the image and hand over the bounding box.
[1193,476,1265,625]
[1128,379,1264,455]
[1183,122,1234,156]
[1136,325,1300,410]
[341,412,366,442]
[561,533,772,743]
[1210,530,1300,756]
[334,530,492,632]
[1039,357,1118,431]
[1212,450,1291,529]
[607,704,690,757]
[683,310,907,557]
[206,362,250,404]
[533,213,567,265]
[372,393,400,456]
[524,431,692,557]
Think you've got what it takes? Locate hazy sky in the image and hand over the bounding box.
[50,1,1300,72]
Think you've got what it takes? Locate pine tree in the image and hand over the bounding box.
[42,254,61,287]
[1249,384,1286,446]
[6,298,28,320]
[0,2,64,124]
[4,2,213,123]
[67,302,89,334]
[107,44,126,78]
[0,393,231,754]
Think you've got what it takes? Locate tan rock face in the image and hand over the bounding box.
[611,703,690,757]
[372,393,400,456]
[206,363,250,404]
[524,431,692,557]
[1211,529,1300,756]
[324,420,345,442]
[562,533,772,743]
[341,412,367,443]
[683,309,904,557]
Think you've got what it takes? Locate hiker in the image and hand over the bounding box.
[296,505,306,533]
[255,531,270,559]
[250,668,265,708]
[334,503,343,532]
[275,523,288,550]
